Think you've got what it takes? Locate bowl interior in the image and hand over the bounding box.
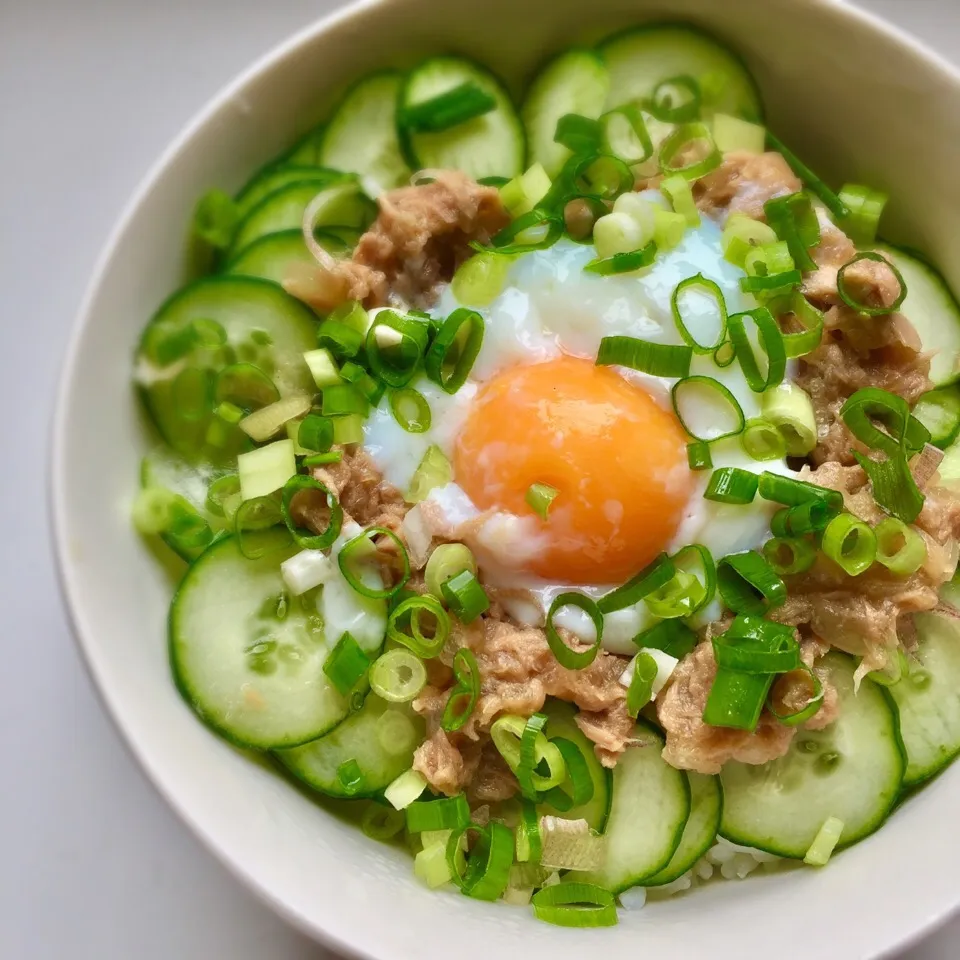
[54,0,960,956]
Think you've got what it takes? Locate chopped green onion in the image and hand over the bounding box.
[541,738,595,810]
[546,593,603,669]
[763,536,817,575]
[840,387,930,456]
[487,208,564,256]
[821,513,878,576]
[317,320,365,360]
[727,307,786,392]
[389,387,431,434]
[517,714,565,797]
[803,816,845,867]
[596,336,692,377]
[538,816,605,871]
[713,339,736,367]
[740,269,802,298]
[554,113,602,156]
[451,252,513,307]
[425,544,477,599]
[598,553,675,614]
[216,362,280,413]
[722,214,778,269]
[659,122,721,180]
[705,467,759,504]
[856,449,926,523]
[770,498,837,537]
[717,551,787,615]
[234,495,292,560]
[769,664,824,726]
[687,440,713,470]
[838,184,888,246]
[712,113,765,154]
[626,651,658,717]
[526,482,559,520]
[401,82,496,133]
[776,290,825,358]
[369,648,427,703]
[298,414,334,453]
[600,105,653,165]
[407,444,453,503]
[339,526,411,599]
[671,274,727,352]
[531,882,618,928]
[837,252,907,316]
[213,400,244,425]
[206,474,241,520]
[761,382,817,456]
[280,475,343,549]
[131,487,179,536]
[424,307,484,394]
[384,769,427,810]
[758,471,844,511]
[447,822,514,901]
[874,517,927,576]
[574,154,633,201]
[331,413,364,445]
[336,759,364,795]
[644,570,703,619]
[672,376,745,441]
[321,383,368,418]
[415,838,456,888]
[441,647,481,732]
[516,800,542,863]
[661,174,700,227]
[714,620,799,674]
[672,543,718,615]
[361,802,406,842]
[387,594,450,658]
[500,163,552,217]
[764,192,821,272]
[584,242,658,276]
[654,209,688,251]
[703,666,774,731]
[441,570,490,624]
[741,417,788,461]
[303,451,343,466]
[634,619,697,659]
[765,130,849,221]
[365,310,429,388]
[648,74,701,122]
[592,212,647,260]
[237,439,296,501]
[406,794,471,833]
[192,188,239,249]
[322,631,370,695]
[303,347,342,389]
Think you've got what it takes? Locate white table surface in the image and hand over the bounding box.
[2,0,958,956]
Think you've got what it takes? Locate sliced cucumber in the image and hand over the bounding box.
[912,385,960,449]
[400,57,525,180]
[135,277,317,458]
[321,71,411,195]
[720,653,904,858]
[874,243,960,386]
[276,694,424,798]
[888,610,960,787]
[285,124,327,165]
[522,49,609,178]
[224,229,350,284]
[575,720,689,893]
[599,24,763,121]
[537,699,612,831]
[644,773,722,886]
[236,164,346,220]
[170,536,358,749]
[226,180,374,262]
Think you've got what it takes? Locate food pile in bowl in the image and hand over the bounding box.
[130,21,960,927]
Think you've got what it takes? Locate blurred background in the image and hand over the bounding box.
[0,0,956,956]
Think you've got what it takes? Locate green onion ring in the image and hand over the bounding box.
[672,375,746,441]
[280,475,343,550]
[837,252,907,317]
[424,307,484,394]
[768,664,825,726]
[339,526,411,599]
[389,387,432,434]
[717,550,787,615]
[671,273,729,353]
[531,882,618,928]
[440,648,481,733]
[659,122,721,180]
[727,307,787,392]
[821,512,878,576]
[598,553,676,614]
[763,536,818,575]
[387,594,450,658]
[546,593,604,669]
[447,822,514,901]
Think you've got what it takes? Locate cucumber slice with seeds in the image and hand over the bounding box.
[170,536,361,749]
[236,164,347,220]
[522,49,609,178]
[321,71,411,195]
[873,243,960,387]
[227,180,374,262]
[400,57,525,181]
[888,609,960,787]
[574,720,690,892]
[644,772,722,886]
[276,695,424,798]
[135,277,317,458]
[720,653,904,858]
[599,24,763,121]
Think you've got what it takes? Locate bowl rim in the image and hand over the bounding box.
[49,0,960,956]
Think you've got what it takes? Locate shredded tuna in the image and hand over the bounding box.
[412,729,481,797]
[466,742,519,804]
[575,701,636,767]
[695,151,800,221]
[309,447,407,531]
[283,171,508,311]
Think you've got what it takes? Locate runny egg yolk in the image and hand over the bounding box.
[453,356,694,584]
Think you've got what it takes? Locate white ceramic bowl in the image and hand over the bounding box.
[53,0,960,956]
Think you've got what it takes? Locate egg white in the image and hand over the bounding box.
[363,194,799,651]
